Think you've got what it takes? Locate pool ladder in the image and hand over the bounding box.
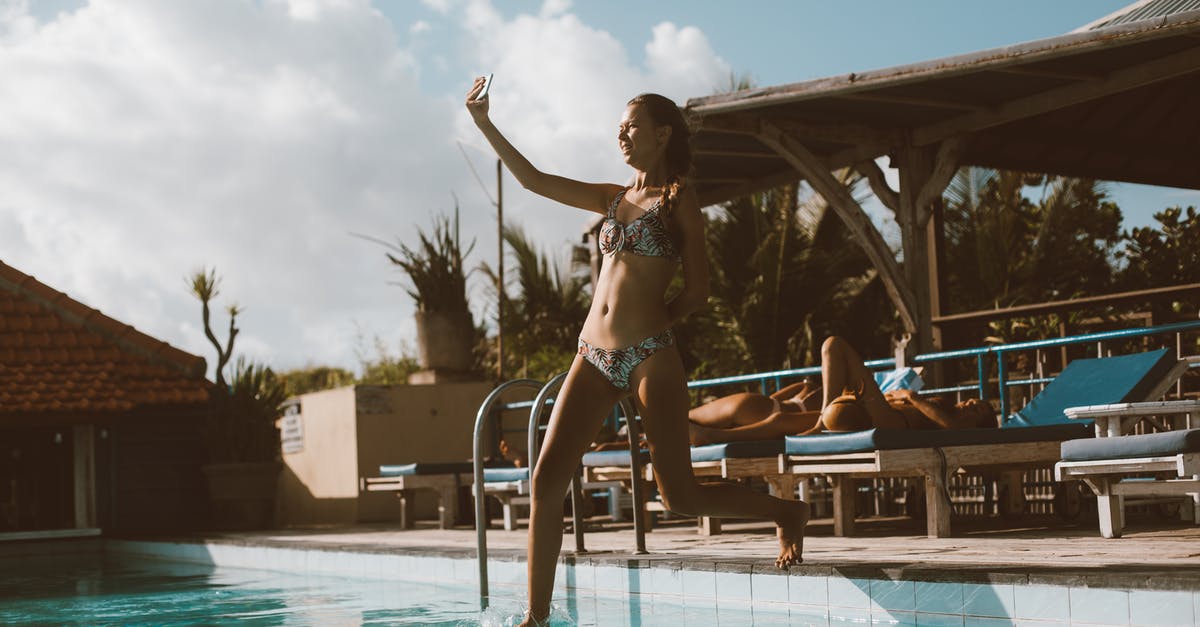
[472,374,648,608]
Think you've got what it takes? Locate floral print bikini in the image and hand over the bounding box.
[577,188,681,392]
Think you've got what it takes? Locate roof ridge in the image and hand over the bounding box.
[0,259,207,379]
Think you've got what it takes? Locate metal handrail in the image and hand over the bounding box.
[912,319,1200,418]
[473,377,541,609]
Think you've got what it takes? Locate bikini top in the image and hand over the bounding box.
[597,188,681,261]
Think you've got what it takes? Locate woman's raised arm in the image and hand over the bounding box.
[466,77,617,215]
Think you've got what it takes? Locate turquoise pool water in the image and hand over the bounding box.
[0,552,785,626]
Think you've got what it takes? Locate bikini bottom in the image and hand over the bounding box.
[577,328,675,392]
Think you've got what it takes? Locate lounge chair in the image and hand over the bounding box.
[1055,397,1200,538]
[778,348,1187,538]
[581,368,923,535]
[361,461,527,530]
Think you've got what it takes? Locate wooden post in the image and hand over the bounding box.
[758,123,918,334]
[831,476,857,537]
[895,138,961,357]
[72,425,96,529]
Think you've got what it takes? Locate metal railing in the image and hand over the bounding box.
[470,318,1200,605]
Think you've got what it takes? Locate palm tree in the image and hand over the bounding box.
[478,225,590,380]
[941,168,1123,347]
[681,170,894,379]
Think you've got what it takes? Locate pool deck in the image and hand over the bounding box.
[128,514,1200,591]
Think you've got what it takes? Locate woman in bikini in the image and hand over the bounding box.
[466,79,810,626]
[688,336,998,446]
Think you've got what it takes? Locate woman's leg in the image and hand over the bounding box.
[689,411,821,445]
[819,336,883,406]
[687,392,776,428]
[629,347,810,568]
[819,336,905,429]
[523,356,624,624]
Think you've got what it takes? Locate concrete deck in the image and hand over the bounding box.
[150,513,1200,591]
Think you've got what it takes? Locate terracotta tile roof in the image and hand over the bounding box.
[0,260,211,415]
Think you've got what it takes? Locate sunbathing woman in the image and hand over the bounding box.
[688,336,997,445]
[467,81,810,626]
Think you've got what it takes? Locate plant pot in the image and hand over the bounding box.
[414,310,474,372]
[202,462,281,530]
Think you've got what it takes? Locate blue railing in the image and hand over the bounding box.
[492,319,1200,431]
[676,319,1200,421]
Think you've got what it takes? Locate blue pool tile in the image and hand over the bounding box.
[963,582,1015,619]
[681,567,716,601]
[955,618,1006,627]
[1014,584,1069,621]
[873,609,917,625]
[1129,589,1194,626]
[789,605,830,625]
[791,574,829,606]
[916,581,963,615]
[1069,587,1129,625]
[829,608,872,625]
[913,612,962,627]
[649,565,683,598]
[1075,583,1128,619]
[575,561,596,592]
[714,569,753,602]
[828,577,873,609]
[750,603,793,624]
[871,579,916,612]
[594,565,626,594]
[625,566,649,596]
[751,571,790,604]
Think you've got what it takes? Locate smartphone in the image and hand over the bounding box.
[475,73,494,101]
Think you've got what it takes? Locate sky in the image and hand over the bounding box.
[3,0,1197,378]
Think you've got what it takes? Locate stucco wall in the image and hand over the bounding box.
[278,382,493,526]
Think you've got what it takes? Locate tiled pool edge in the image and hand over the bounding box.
[104,538,1200,626]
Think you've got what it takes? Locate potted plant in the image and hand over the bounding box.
[362,206,478,381]
[189,268,287,529]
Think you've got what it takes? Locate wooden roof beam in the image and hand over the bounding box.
[695,170,802,208]
[700,114,896,146]
[914,45,1200,146]
[836,92,986,111]
[692,148,779,159]
[989,66,1100,81]
[757,122,918,333]
[856,159,900,214]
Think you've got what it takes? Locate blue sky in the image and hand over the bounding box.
[5,0,1195,375]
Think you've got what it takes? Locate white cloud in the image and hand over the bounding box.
[410,19,431,35]
[0,0,732,377]
[453,1,731,249]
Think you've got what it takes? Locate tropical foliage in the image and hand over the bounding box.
[680,172,895,379]
[187,267,287,463]
[478,224,590,380]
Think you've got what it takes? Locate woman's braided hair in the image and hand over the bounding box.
[626,93,692,218]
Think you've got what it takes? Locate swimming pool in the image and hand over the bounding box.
[0,550,788,626]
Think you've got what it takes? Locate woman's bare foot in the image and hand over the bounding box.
[519,610,549,626]
[775,500,810,568]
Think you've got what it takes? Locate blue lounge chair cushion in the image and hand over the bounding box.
[1004,348,1175,428]
[785,423,1090,455]
[876,367,924,393]
[690,439,785,462]
[378,460,514,477]
[581,449,650,467]
[1061,428,1200,462]
[482,467,530,482]
[379,462,474,476]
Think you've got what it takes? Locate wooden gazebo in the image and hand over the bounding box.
[685,7,1200,356]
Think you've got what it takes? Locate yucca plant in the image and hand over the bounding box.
[360,205,477,374]
[208,357,287,463]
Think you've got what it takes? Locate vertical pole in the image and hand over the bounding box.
[496,159,504,381]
